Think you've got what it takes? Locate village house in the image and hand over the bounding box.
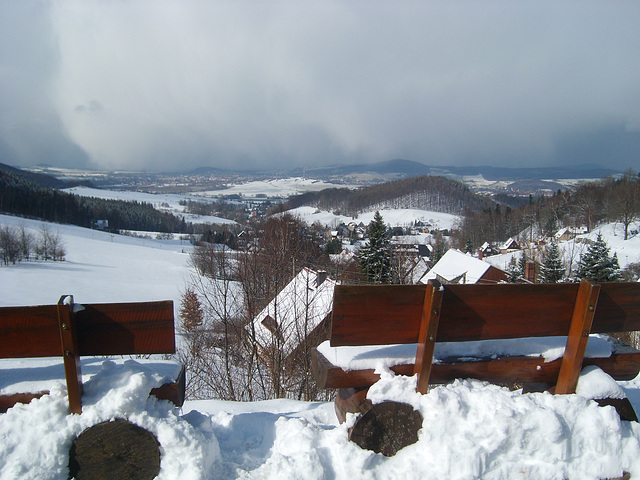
[250,267,337,361]
[478,242,500,259]
[420,248,510,285]
[555,226,588,242]
[499,237,521,254]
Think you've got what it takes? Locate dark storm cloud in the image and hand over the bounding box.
[0,2,90,168]
[1,1,639,172]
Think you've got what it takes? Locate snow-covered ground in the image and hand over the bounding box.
[484,221,640,274]
[192,177,358,199]
[64,186,236,225]
[0,214,192,308]
[3,357,640,479]
[3,214,640,479]
[286,206,460,230]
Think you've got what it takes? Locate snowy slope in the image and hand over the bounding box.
[192,177,357,199]
[64,186,236,225]
[483,221,640,274]
[0,214,191,308]
[287,206,460,229]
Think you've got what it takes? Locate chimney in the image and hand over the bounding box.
[477,248,483,260]
[316,270,328,286]
[526,261,536,283]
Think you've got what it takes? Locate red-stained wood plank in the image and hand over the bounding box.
[0,392,49,413]
[330,285,427,346]
[75,301,175,355]
[414,281,443,394]
[0,305,62,358]
[329,282,640,347]
[57,295,83,414]
[555,280,600,395]
[0,300,176,358]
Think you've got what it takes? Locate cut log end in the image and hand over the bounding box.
[68,419,160,480]
[348,401,423,456]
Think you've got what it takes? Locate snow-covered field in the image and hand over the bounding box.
[286,206,460,230]
[3,214,640,479]
[0,214,191,308]
[192,177,358,199]
[64,186,236,225]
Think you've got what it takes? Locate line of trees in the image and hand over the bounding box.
[0,223,65,265]
[0,169,191,233]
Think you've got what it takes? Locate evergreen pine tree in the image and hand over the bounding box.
[575,233,621,282]
[358,211,393,283]
[517,251,528,279]
[539,239,565,283]
[506,256,521,283]
[464,239,473,254]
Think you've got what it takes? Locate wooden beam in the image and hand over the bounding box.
[0,392,49,413]
[414,280,443,394]
[313,348,640,390]
[57,295,83,414]
[555,279,601,394]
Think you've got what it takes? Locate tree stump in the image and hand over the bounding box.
[348,401,423,456]
[68,419,161,480]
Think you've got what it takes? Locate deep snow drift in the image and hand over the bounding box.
[2,358,640,480]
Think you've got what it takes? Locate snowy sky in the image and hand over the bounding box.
[1,1,640,172]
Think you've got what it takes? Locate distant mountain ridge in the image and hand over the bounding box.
[303,159,619,181]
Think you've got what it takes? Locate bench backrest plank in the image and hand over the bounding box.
[0,301,175,359]
[76,301,175,355]
[0,297,176,414]
[330,282,640,347]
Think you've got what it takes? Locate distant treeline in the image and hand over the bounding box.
[282,175,494,217]
[0,169,191,233]
[456,172,640,249]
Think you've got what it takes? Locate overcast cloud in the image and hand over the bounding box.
[1,1,639,172]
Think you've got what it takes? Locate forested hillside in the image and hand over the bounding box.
[457,172,640,249]
[282,176,494,216]
[0,168,190,233]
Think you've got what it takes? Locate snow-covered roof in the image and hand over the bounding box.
[499,237,519,250]
[420,249,492,284]
[251,267,337,356]
[479,241,492,251]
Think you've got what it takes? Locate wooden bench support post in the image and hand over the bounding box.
[57,295,83,414]
[414,280,443,394]
[555,279,601,395]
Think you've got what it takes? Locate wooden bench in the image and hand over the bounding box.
[0,295,185,414]
[312,279,640,455]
